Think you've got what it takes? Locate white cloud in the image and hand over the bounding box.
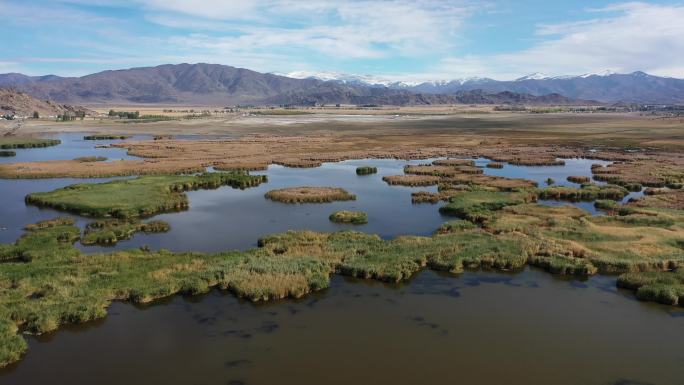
[5,1,684,81]
[430,2,684,80]
[143,1,477,59]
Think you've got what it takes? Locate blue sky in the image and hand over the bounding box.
[2,0,684,80]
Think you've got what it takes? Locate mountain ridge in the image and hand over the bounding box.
[286,70,684,103]
[0,63,606,106]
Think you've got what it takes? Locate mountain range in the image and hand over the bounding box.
[285,70,684,104]
[0,63,681,106]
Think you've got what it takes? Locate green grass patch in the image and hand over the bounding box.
[618,270,684,306]
[356,166,377,175]
[74,156,107,162]
[83,135,130,140]
[81,220,170,246]
[0,138,60,149]
[329,210,368,224]
[594,199,619,211]
[25,172,267,218]
[439,191,535,222]
[538,184,628,201]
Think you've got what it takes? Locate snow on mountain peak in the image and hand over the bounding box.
[280,71,398,87]
[579,69,617,78]
[515,72,551,81]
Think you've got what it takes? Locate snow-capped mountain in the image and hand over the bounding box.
[279,71,408,87]
[279,71,498,93]
[2,64,682,104]
[515,70,618,81]
[273,69,684,102]
[515,72,551,81]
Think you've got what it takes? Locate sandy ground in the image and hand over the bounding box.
[3,109,682,145]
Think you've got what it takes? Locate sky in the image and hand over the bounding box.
[2,0,684,81]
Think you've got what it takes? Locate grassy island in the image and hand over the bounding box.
[538,184,628,201]
[433,159,475,167]
[329,210,368,224]
[567,175,591,184]
[0,137,60,149]
[0,151,16,157]
[383,175,441,186]
[81,220,170,245]
[265,187,356,203]
[74,156,107,162]
[486,162,504,169]
[356,166,377,175]
[439,190,536,222]
[83,135,130,140]
[25,172,267,218]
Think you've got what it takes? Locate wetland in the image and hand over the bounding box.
[0,113,683,384]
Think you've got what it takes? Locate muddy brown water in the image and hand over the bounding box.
[1,269,682,385]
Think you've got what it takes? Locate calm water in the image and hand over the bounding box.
[0,134,614,252]
[1,268,682,385]
[0,133,147,164]
[1,134,677,385]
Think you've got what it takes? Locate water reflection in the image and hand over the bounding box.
[1,268,680,385]
[0,134,622,253]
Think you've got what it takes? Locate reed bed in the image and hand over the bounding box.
[23,217,75,231]
[74,156,107,162]
[0,138,60,149]
[439,191,536,222]
[567,176,591,184]
[486,162,504,169]
[81,220,170,245]
[265,187,356,203]
[440,174,538,191]
[456,165,484,174]
[383,175,441,186]
[83,135,130,140]
[403,165,461,177]
[538,184,628,201]
[214,162,268,171]
[411,191,459,204]
[273,159,322,168]
[25,172,266,218]
[355,166,377,175]
[0,151,16,157]
[432,159,475,167]
[594,199,619,212]
[617,270,684,306]
[489,156,564,166]
[329,210,368,224]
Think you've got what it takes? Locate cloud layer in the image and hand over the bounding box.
[2,1,684,80]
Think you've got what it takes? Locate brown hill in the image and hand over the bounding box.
[0,88,92,117]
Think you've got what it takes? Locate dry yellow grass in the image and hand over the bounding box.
[265,187,356,203]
